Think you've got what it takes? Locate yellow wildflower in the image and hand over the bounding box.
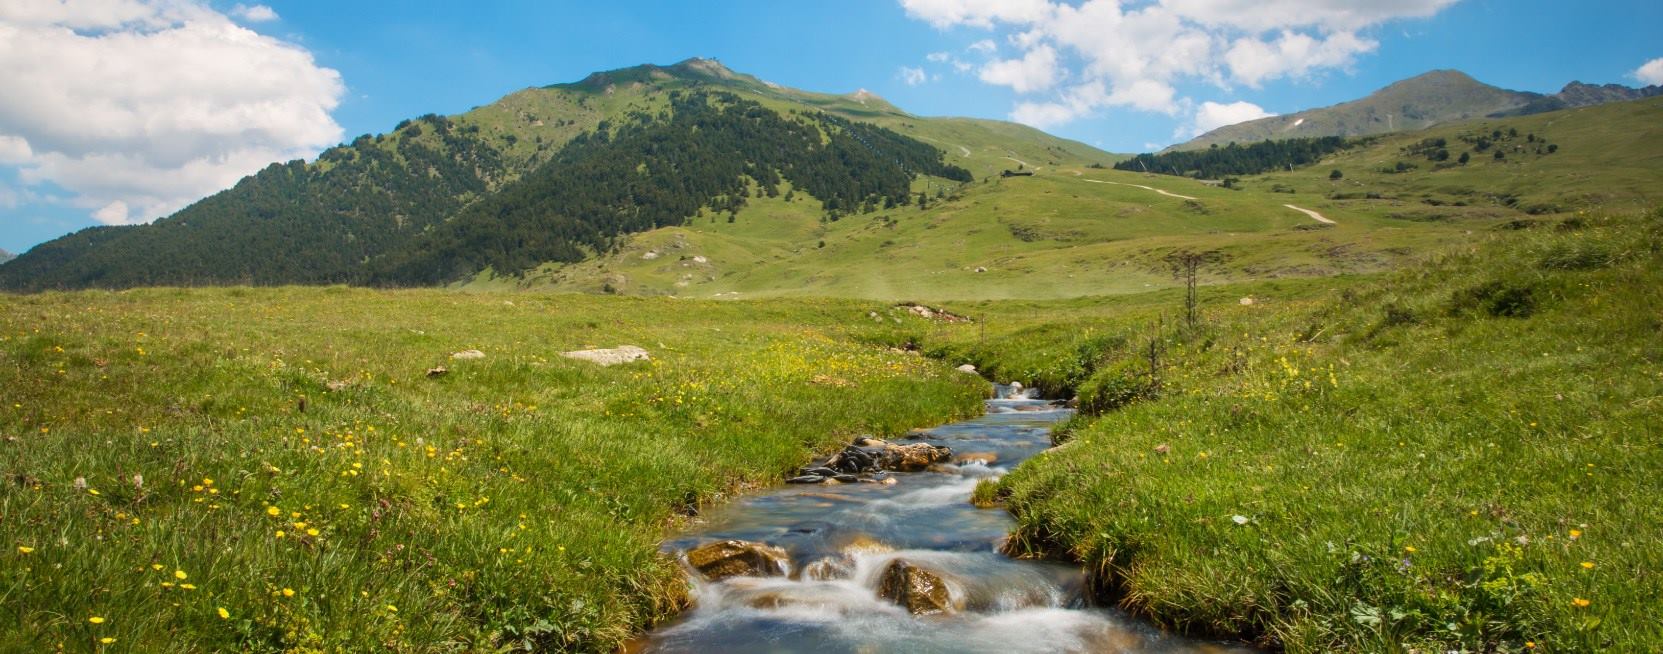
[1572,597,1591,608]
[100,637,116,644]
[217,607,230,619]
[306,528,319,537]
[17,546,33,554]
[266,506,280,516]
[281,588,295,598]
[174,570,187,580]
[1581,561,1595,569]
[88,616,105,624]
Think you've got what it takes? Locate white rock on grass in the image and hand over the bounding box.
[451,349,486,360]
[956,364,978,374]
[561,345,650,366]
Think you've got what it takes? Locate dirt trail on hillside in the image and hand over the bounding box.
[1078,178,1198,200]
[1283,204,1336,224]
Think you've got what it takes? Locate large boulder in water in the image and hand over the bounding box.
[876,443,953,472]
[685,540,788,581]
[878,559,960,616]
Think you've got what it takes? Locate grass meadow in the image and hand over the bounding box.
[894,207,1663,651]
[0,291,985,651]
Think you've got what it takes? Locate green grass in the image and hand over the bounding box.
[901,208,1663,651]
[0,290,986,651]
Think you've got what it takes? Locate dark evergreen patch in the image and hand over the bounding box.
[1115,136,1353,179]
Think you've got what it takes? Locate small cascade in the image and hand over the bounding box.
[638,395,1250,653]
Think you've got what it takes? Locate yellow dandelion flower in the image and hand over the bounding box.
[151,563,163,570]
[282,588,295,597]
[179,583,196,590]
[173,570,187,580]
[88,616,105,624]
[1569,529,1583,539]
[1404,546,1417,554]
[217,607,229,619]
[306,528,319,537]
[1581,561,1595,569]
[386,604,398,613]
[17,546,33,554]
[1572,597,1591,608]
[100,637,116,644]
[275,530,285,538]
[266,506,280,516]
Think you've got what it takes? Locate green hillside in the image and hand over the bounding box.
[0,59,1109,292]
[501,96,1662,301]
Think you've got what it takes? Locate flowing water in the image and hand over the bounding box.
[638,386,1250,653]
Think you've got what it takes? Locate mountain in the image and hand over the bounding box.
[0,58,1109,292]
[1175,71,1533,150]
[1494,80,1663,116]
[0,249,12,265]
[1175,70,1663,152]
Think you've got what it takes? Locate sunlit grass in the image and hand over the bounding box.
[0,291,984,651]
[911,209,1662,651]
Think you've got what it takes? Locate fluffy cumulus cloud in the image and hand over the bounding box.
[1636,57,1663,86]
[899,0,1458,130]
[1186,100,1275,137]
[978,44,1060,93]
[0,0,342,225]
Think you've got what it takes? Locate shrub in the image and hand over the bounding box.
[1075,358,1153,416]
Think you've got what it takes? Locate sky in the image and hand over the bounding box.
[2,0,1661,254]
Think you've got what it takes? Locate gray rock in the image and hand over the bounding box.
[560,345,649,366]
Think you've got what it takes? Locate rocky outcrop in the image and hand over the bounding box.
[877,560,959,616]
[685,540,789,581]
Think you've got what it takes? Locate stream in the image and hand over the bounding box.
[637,386,1250,653]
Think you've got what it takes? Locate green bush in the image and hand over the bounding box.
[1075,358,1153,416]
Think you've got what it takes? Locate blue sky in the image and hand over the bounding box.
[2,0,1661,253]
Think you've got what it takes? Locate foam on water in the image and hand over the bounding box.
[640,392,1252,653]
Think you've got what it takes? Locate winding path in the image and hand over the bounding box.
[1283,204,1336,225]
[1078,178,1199,200]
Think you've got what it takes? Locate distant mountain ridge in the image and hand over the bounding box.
[0,249,13,265]
[1174,70,1661,150]
[0,58,1107,291]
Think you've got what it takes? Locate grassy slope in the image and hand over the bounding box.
[896,208,1662,651]
[0,290,985,651]
[1243,96,1663,219]
[520,167,1475,300]
[518,96,1661,303]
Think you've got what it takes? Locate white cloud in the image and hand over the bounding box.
[229,3,278,22]
[1224,30,1375,87]
[1636,57,1663,86]
[897,0,1459,129]
[978,45,1059,94]
[0,0,343,225]
[1185,100,1275,137]
[900,0,1049,29]
[926,51,950,63]
[0,134,32,164]
[898,66,928,86]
